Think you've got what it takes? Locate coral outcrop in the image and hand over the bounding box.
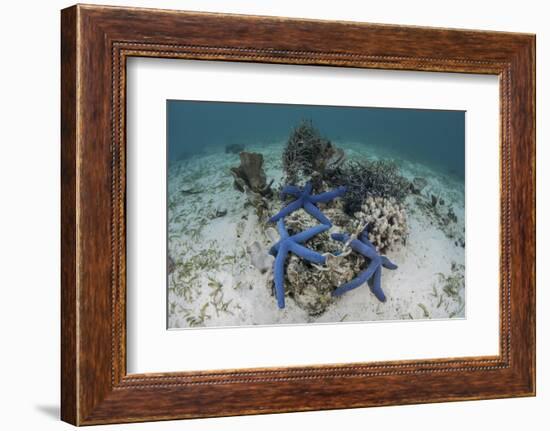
[258,169,406,311]
[285,252,362,316]
[353,196,408,253]
[325,159,410,214]
[285,256,334,315]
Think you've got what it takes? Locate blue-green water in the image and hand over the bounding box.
[167,100,465,179]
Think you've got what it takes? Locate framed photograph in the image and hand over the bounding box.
[61,4,536,425]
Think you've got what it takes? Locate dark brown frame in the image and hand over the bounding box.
[61,4,536,426]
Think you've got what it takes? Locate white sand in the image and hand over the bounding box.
[167,141,465,329]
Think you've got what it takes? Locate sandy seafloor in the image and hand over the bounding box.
[167,141,466,329]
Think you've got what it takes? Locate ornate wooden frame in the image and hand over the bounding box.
[61,4,536,425]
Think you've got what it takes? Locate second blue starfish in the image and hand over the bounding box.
[269,182,347,226]
[331,228,397,302]
[269,219,329,308]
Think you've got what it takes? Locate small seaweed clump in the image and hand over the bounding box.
[325,159,410,215]
[285,252,364,316]
[437,262,465,318]
[282,120,345,185]
[268,205,370,316]
[416,194,464,248]
[285,256,334,315]
[352,196,408,253]
[274,209,345,315]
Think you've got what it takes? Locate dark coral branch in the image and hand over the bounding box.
[282,120,345,184]
[325,159,410,214]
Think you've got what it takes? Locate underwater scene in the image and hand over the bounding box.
[167,100,465,329]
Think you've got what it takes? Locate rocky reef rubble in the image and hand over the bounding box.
[263,153,409,314]
[280,211,365,315]
[286,253,360,316]
[271,196,406,316]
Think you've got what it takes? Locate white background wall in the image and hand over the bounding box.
[0,0,546,429]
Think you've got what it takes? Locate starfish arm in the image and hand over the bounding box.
[269,241,280,256]
[290,224,329,243]
[331,275,367,297]
[303,201,333,226]
[275,218,290,239]
[269,198,303,223]
[304,182,313,194]
[368,267,386,302]
[350,239,379,260]
[331,260,379,297]
[273,245,288,309]
[310,186,347,203]
[331,232,350,243]
[381,255,398,270]
[280,185,302,199]
[359,228,375,248]
[288,242,326,265]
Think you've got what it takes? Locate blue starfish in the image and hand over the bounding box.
[269,218,329,308]
[331,228,397,302]
[269,182,347,226]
